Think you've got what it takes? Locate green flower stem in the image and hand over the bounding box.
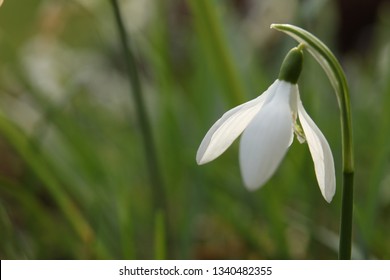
[109,0,169,258]
[271,24,354,259]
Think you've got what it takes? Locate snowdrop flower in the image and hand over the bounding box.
[196,47,335,202]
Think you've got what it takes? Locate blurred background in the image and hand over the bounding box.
[0,0,389,259]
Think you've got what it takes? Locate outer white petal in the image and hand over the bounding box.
[239,81,294,190]
[196,81,278,165]
[298,102,336,203]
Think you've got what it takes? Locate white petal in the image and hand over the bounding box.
[298,102,336,203]
[289,84,299,118]
[196,81,278,165]
[239,81,294,190]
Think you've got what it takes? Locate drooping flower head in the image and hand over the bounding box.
[196,46,335,202]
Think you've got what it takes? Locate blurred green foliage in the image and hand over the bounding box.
[0,0,389,259]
